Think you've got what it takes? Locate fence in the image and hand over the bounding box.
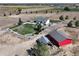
[5,28,39,41]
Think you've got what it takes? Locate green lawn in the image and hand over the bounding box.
[12,24,35,35]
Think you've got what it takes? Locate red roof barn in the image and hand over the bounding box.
[45,30,72,47]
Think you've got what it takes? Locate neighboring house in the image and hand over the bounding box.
[45,30,73,47]
[34,16,50,26]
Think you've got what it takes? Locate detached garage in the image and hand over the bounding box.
[38,36,50,44]
[46,30,73,47]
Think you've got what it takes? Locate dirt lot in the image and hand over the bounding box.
[0,8,78,56]
[0,31,37,56]
[0,11,77,27]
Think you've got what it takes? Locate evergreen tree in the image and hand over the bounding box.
[64,7,70,11]
[34,23,42,34]
[67,20,73,27]
[9,12,12,15]
[75,20,79,27]
[3,13,6,16]
[17,8,22,14]
[46,10,48,13]
[59,15,64,20]
[18,18,23,25]
[65,15,69,20]
[73,17,76,20]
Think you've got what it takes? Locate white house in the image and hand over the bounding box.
[34,16,50,26]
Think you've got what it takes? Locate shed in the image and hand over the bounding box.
[38,36,50,44]
[46,30,72,47]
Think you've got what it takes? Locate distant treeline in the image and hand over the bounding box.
[0,3,78,6]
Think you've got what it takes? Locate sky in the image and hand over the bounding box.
[0,0,78,3]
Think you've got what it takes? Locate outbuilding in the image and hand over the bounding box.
[38,36,50,44]
[46,30,73,47]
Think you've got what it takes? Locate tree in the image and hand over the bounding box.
[30,43,50,56]
[9,12,12,15]
[67,20,73,27]
[45,10,48,13]
[73,17,76,20]
[26,11,27,14]
[59,15,64,21]
[30,11,32,14]
[64,7,70,11]
[18,18,23,25]
[36,11,38,13]
[34,23,42,34]
[17,8,22,14]
[65,15,69,20]
[3,13,6,16]
[75,20,79,27]
[75,6,78,8]
[56,10,59,13]
[50,10,52,13]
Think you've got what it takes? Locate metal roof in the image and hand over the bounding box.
[39,36,50,44]
[49,30,71,42]
[35,16,49,24]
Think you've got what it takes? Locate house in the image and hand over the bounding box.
[34,16,50,26]
[38,36,50,44]
[46,30,73,47]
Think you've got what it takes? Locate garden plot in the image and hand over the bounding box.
[11,24,35,35]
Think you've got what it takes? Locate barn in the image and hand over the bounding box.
[45,30,73,47]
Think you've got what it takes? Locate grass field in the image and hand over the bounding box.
[12,24,35,35]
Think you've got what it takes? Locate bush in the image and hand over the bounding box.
[9,12,12,15]
[64,7,70,11]
[3,13,6,16]
[73,17,76,20]
[18,18,23,25]
[45,10,48,13]
[29,43,50,56]
[17,8,22,14]
[65,15,69,20]
[59,15,64,21]
[67,21,73,27]
[75,20,79,27]
[34,23,42,34]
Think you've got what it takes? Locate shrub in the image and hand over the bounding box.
[29,43,50,56]
[3,13,6,16]
[59,15,64,21]
[73,17,76,20]
[18,18,23,25]
[67,20,73,27]
[34,23,42,34]
[75,20,79,27]
[17,8,22,14]
[65,15,69,20]
[64,7,70,11]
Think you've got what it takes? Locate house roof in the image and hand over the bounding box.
[35,16,49,23]
[49,30,71,42]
